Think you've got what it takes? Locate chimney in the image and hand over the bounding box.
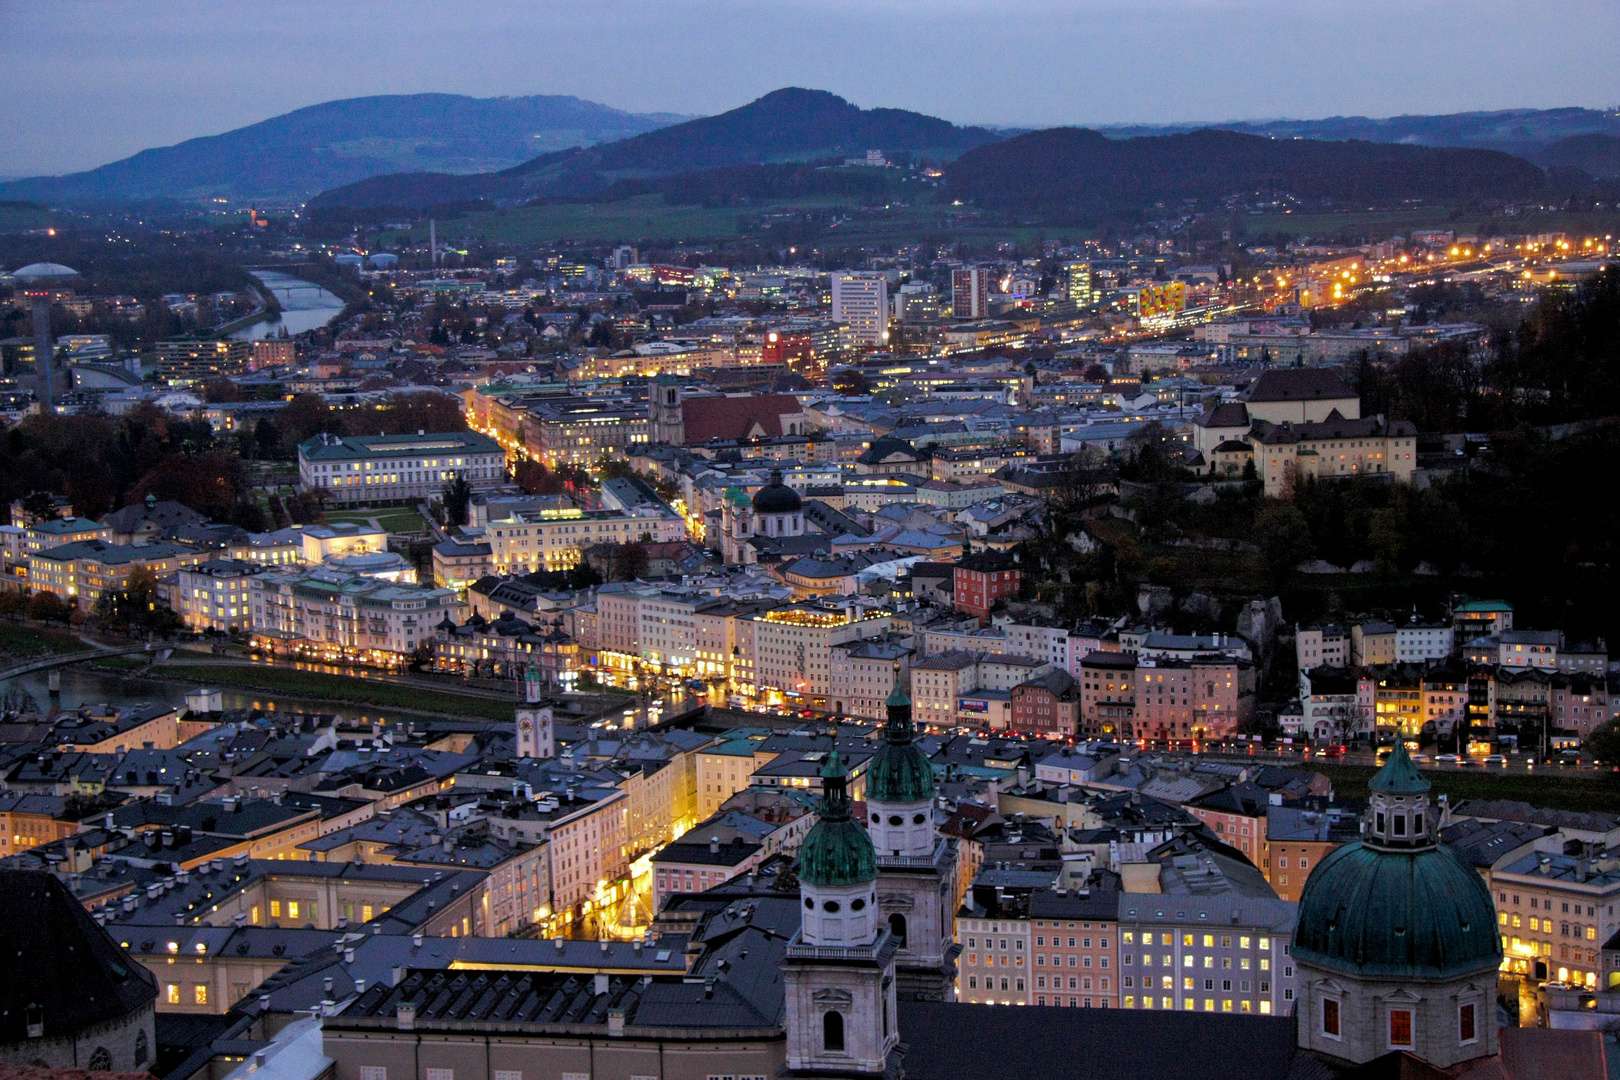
[709,836,720,854]
[412,932,424,948]
[396,1001,416,1031]
[391,965,406,986]
[608,1008,626,1037]
[594,973,610,996]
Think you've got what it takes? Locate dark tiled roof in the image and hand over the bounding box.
[682,394,802,444]
[1242,368,1356,404]
[1196,402,1250,428]
[0,870,157,1042]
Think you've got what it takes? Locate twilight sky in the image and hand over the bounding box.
[2,0,1616,177]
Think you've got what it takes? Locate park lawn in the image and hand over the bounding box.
[1309,761,1620,815]
[0,622,88,658]
[158,663,514,721]
[372,509,427,534]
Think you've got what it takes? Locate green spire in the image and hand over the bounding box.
[797,750,877,887]
[1369,738,1431,794]
[818,750,852,821]
[869,663,936,804]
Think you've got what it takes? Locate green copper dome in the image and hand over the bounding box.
[797,751,877,888]
[867,669,935,805]
[1292,840,1501,980]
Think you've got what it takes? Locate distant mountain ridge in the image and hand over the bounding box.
[1096,108,1620,167]
[307,88,1003,211]
[0,94,691,203]
[948,128,1549,222]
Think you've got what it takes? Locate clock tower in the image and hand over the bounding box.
[515,667,554,759]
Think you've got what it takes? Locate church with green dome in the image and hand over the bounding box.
[1292,740,1503,1068]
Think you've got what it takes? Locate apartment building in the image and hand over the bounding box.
[298,431,504,505]
[28,540,210,606]
[1491,851,1620,990]
[155,338,250,383]
[1010,670,1081,738]
[523,399,649,468]
[741,606,892,705]
[1396,621,1455,663]
[487,506,684,574]
[1029,889,1121,1008]
[249,566,463,664]
[1079,651,1138,737]
[910,651,981,727]
[1118,899,1295,1016]
[173,559,267,633]
[1295,624,1348,673]
[830,637,912,719]
[830,271,890,346]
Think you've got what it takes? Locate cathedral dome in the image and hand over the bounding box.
[797,751,877,888]
[867,678,935,804]
[751,469,802,514]
[1293,742,1501,981]
[1292,842,1500,980]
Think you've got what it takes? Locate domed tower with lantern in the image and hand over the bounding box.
[864,665,960,1000]
[783,751,899,1077]
[1292,740,1501,1068]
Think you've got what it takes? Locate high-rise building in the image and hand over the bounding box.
[1065,262,1095,307]
[951,267,991,320]
[831,272,890,346]
[155,338,251,383]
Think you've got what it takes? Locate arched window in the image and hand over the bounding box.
[823,1010,845,1052]
[88,1047,113,1072]
[889,912,908,948]
[134,1030,149,1066]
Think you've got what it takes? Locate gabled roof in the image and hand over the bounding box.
[682,394,802,445]
[1195,402,1250,429]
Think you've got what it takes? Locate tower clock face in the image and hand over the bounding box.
[520,718,533,732]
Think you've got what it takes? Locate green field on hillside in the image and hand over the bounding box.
[379,196,758,244]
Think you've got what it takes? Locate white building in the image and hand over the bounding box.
[248,566,464,663]
[741,606,893,702]
[830,272,890,346]
[487,506,685,574]
[174,559,267,633]
[1395,621,1455,663]
[298,430,505,505]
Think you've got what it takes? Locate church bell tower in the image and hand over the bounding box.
[515,666,553,759]
[783,752,899,1077]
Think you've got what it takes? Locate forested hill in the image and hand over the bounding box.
[0,94,688,203]
[306,88,1002,211]
[946,128,1549,222]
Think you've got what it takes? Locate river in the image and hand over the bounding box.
[7,665,397,722]
[232,270,347,341]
